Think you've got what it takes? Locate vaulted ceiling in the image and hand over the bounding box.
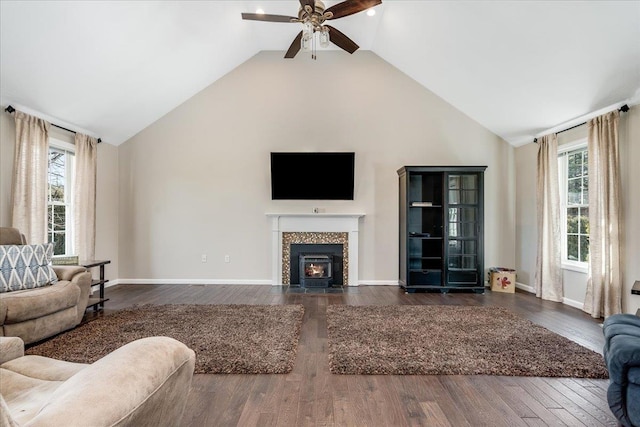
[1,1,639,146]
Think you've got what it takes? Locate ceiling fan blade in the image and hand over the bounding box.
[299,0,315,11]
[325,25,359,54]
[285,31,304,58]
[241,13,297,23]
[326,0,382,20]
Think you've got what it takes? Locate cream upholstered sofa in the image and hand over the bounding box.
[0,336,196,427]
[0,227,92,344]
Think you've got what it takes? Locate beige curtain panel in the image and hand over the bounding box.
[535,133,563,302]
[11,111,51,244]
[73,133,98,262]
[584,110,622,318]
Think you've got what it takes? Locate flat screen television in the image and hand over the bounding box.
[270,152,355,200]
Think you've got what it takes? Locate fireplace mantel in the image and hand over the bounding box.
[266,213,365,286]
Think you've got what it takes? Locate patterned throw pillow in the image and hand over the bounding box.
[0,244,58,293]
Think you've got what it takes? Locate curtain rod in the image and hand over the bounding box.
[533,104,629,143]
[4,105,102,144]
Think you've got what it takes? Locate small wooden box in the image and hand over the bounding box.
[490,268,516,293]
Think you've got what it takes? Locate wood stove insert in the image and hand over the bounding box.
[299,254,333,288]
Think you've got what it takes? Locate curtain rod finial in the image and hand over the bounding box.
[4,105,15,114]
[620,104,629,113]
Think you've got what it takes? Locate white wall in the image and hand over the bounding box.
[515,105,640,314]
[118,51,516,283]
[514,141,536,289]
[0,109,119,280]
[95,143,119,281]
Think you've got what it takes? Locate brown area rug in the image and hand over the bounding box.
[327,305,608,378]
[27,304,304,374]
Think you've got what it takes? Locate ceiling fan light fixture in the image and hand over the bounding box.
[319,27,330,48]
[366,9,376,17]
[255,8,265,14]
[301,23,313,51]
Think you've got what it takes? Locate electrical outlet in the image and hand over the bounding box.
[201,254,207,263]
[224,255,230,263]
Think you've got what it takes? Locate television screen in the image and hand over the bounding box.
[270,152,355,200]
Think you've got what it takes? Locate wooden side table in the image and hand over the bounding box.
[79,260,111,311]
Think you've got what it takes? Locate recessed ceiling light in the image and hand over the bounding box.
[256,8,265,14]
[366,9,376,17]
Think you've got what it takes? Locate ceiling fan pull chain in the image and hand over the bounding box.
[312,31,316,60]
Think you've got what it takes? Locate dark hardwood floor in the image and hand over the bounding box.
[95,284,616,427]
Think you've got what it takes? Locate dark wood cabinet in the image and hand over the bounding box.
[398,166,486,293]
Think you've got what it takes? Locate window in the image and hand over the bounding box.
[558,139,589,270]
[47,139,75,256]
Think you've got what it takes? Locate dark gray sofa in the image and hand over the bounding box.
[603,313,640,427]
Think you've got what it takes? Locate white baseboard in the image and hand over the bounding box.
[105,279,120,288]
[562,297,584,310]
[515,282,584,310]
[515,282,535,293]
[113,279,272,286]
[358,280,399,286]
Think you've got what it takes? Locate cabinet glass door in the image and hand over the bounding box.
[447,173,480,284]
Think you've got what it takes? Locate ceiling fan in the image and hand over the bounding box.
[241,0,382,59]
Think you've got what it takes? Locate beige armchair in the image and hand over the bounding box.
[0,336,196,426]
[0,227,92,344]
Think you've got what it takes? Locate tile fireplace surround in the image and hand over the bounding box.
[267,213,365,286]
